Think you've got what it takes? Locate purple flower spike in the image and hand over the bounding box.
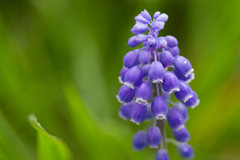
[130,104,147,125]
[124,66,143,89]
[173,56,194,77]
[131,23,149,34]
[142,64,150,78]
[174,80,193,102]
[139,50,151,64]
[162,72,180,94]
[141,9,152,21]
[177,143,194,159]
[135,81,152,105]
[160,51,174,68]
[151,96,168,120]
[132,131,147,151]
[156,13,169,22]
[117,85,135,104]
[174,68,195,83]
[157,37,167,49]
[166,46,180,57]
[166,108,185,130]
[135,14,150,24]
[119,68,128,83]
[184,90,200,109]
[156,149,170,160]
[151,21,165,31]
[146,127,162,148]
[165,35,178,48]
[153,11,161,19]
[149,61,165,83]
[172,127,190,142]
[123,50,139,68]
[173,102,188,121]
[119,101,135,120]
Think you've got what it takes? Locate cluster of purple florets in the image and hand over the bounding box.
[116,10,200,160]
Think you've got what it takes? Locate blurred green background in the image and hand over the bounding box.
[0,0,240,160]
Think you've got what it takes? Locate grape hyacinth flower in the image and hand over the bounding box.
[116,10,200,160]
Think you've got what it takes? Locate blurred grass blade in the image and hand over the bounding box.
[28,114,72,160]
[0,110,34,160]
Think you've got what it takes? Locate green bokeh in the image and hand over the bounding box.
[0,0,240,159]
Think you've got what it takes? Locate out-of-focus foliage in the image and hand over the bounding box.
[28,114,72,160]
[0,0,240,160]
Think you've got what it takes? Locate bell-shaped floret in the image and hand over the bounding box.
[149,61,165,83]
[151,96,168,120]
[139,50,151,64]
[141,9,152,21]
[142,64,150,78]
[162,89,171,100]
[146,35,157,48]
[153,11,161,19]
[177,143,194,159]
[116,85,135,104]
[146,104,153,120]
[173,102,188,121]
[172,127,190,142]
[130,104,147,125]
[146,127,162,148]
[135,81,152,105]
[183,90,200,109]
[119,101,135,120]
[156,149,170,160]
[160,51,174,68]
[131,23,149,34]
[165,35,178,48]
[123,50,139,68]
[119,68,128,83]
[132,131,147,151]
[166,46,180,57]
[151,21,165,30]
[167,108,185,130]
[173,56,194,77]
[135,14,150,24]
[124,66,143,89]
[128,34,148,48]
[162,72,180,94]
[157,37,167,49]
[174,80,193,102]
[174,68,195,83]
[156,13,168,22]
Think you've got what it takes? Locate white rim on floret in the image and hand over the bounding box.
[156,114,166,120]
[123,65,129,69]
[116,95,128,104]
[184,68,194,77]
[183,94,193,103]
[135,98,148,105]
[152,79,163,83]
[168,87,180,94]
[175,124,185,131]
[118,111,128,120]
[118,76,124,84]
[185,73,195,83]
[130,118,140,125]
[124,82,135,89]
[190,99,200,109]
[149,145,159,149]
